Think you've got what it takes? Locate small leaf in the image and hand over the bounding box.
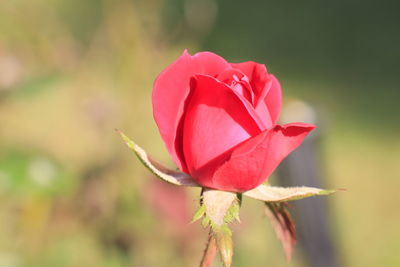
[224,199,241,224]
[203,189,237,227]
[202,216,211,228]
[244,184,336,202]
[191,204,206,223]
[214,229,233,267]
[117,130,199,187]
[265,202,296,261]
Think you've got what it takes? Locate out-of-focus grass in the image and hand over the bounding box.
[0,0,399,266]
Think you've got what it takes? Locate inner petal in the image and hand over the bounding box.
[217,69,255,104]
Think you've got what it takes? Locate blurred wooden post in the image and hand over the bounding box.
[277,100,341,267]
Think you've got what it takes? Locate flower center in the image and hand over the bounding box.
[217,69,255,105]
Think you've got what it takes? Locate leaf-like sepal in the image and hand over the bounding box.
[265,202,296,261]
[118,130,199,187]
[203,189,237,227]
[200,189,238,267]
[244,184,335,202]
[214,227,233,267]
[191,204,206,223]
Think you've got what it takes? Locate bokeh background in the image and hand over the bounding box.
[0,0,399,266]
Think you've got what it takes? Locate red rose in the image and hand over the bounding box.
[152,50,315,192]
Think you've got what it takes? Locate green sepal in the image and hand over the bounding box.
[265,202,296,261]
[223,197,241,224]
[202,216,211,228]
[117,130,199,187]
[214,228,233,267]
[244,184,336,202]
[191,204,206,223]
[200,189,239,267]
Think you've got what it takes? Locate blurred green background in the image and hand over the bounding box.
[0,0,399,266]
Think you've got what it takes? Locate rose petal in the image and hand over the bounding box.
[182,75,262,174]
[254,82,273,129]
[231,61,268,99]
[193,123,316,192]
[264,75,282,124]
[231,61,280,126]
[216,68,255,103]
[153,50,230,170]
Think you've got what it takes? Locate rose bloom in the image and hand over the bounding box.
[152,51,315,192]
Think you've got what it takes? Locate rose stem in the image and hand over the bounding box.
[199,232,218,267]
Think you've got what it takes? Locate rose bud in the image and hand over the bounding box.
[152,50,315,192]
